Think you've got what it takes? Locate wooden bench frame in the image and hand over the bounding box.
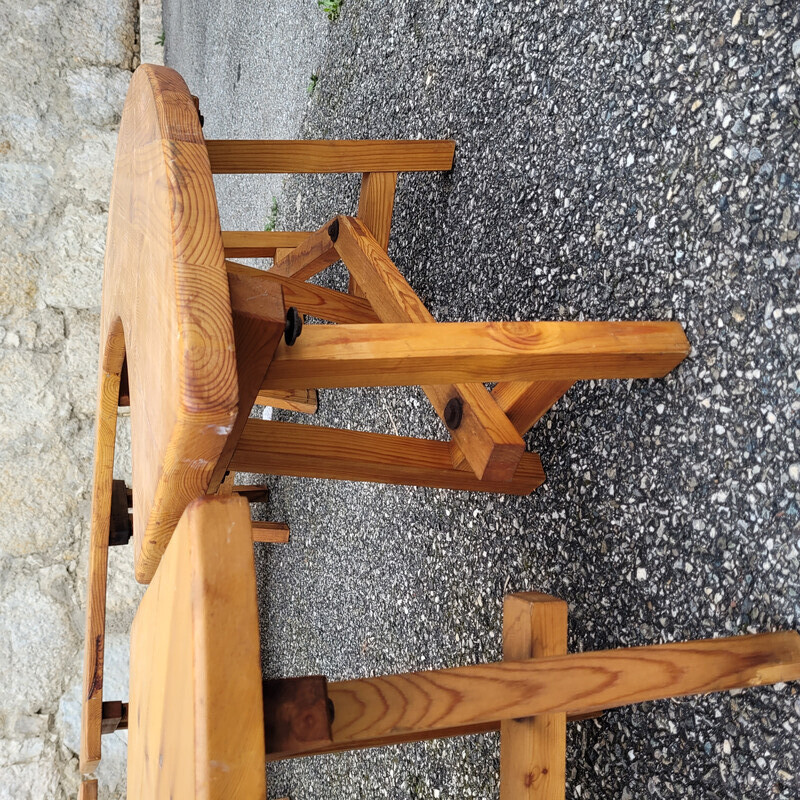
[81,495,800,798]
[81,64,692,783]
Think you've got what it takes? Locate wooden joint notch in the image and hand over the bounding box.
[263,676,333,759]
[109,479,132,546]
[252,521,290,543]
[233,485,270,504]
[206,139,456,174]
[118,356,129,407]
[101,700,128,735]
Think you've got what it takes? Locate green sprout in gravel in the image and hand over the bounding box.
[155,30,165,46]
[264,196,279,232]
[317,0,342,21]
[307,73,319,95]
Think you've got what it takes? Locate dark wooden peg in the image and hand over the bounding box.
[109,479,133,546]
[101,701,128,734]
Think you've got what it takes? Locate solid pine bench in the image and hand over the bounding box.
[80,63,696,792]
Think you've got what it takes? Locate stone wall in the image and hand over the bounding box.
[0,2,160,798]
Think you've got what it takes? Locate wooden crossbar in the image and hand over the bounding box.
[333,215,525,482]
[206,139,456,174]
[221,230,313,257]
[271,221,340,280]
[229,419,545,495]
[325,631,800,749]
[260,320,691,389]
[225,261,379,324]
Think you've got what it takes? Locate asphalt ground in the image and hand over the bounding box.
[164,2,799,797]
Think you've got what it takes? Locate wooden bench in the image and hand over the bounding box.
[81,495,800,798]
[81,63,693,785]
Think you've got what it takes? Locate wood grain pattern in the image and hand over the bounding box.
[451,381,575,472]
[261,321,690,389]
[225,261,379,324]
[221,230,313,258]
[500,593,567,800]
[270,221,339,280]
[78,780,98,800]
[206,139,455,173]
[100,65,238,583]
[350,171,397,297]
[255,387,319,414]
[229,419,545,495]
[327,632,800,746]
[81,323,124,773]
[206,275,285,491]
[251,521,291,543]
[128,495,265,799]
[333,215,524,481]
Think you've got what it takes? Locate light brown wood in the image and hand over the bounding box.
[261,321,691,390]
[256,387,319,414]
[333,215,525,481]
[78,780,98,800]
[350,171,397,297]
[492,381,575,434]
[229,419,545,495]
[206,139,455,174]
[221,231,313,258]
[206,275,286,491]
[252,521,290,543]
[326,631,800,747]
[128,495,265,799]
[98,65,239,583]
[269,709,599,761]
[451,381,575,472]
[271,220,339,280]
[501,593,567,800]
[225,261,379,324]
[81,326,124,773]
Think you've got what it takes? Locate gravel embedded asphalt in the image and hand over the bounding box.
[164,2,799,797]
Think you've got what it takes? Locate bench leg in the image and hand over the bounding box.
[501,593,567,800]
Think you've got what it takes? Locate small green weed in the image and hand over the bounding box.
[317,0,343,21]
[155,30,165,46]
[264,196,279,232]
[307,73,319,95]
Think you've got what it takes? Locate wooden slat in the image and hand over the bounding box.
[221,231,313,258]
[78,780,98,800]
[256,387,319,414]
[267,713,602,762]
[127,495,265,798]
[81,351,122,773]
[326,632,800,746]
[225,261,379,324]
[350,171,397,297]
[251,522,290,543]
[229,419,545,495]
[333,215,524,481]
[270,221,339,281]
[207,276,286,491]
[232,485,270,503]
[260,321,691,389]
[500,593,567,800]
[206,139,456,174]
[451,380,575,472]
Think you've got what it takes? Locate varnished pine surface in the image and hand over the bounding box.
[128,496,265,799]
[100,65,238,583]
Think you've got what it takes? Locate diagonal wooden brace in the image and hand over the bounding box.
[332,214,524,482]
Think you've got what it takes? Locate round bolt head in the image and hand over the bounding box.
[444,396,463,429]
[284,307,303,346]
